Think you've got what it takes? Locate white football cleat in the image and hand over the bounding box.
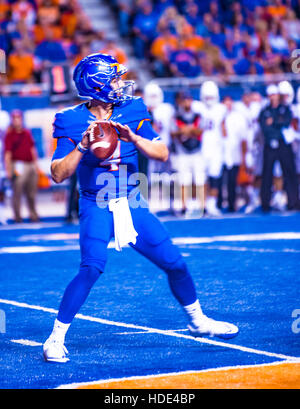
[43,338,69,363]
[244,202,257,214]
[188,316,239,339]
[205,197,222,217]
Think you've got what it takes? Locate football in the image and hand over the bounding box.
[88,121,118,160]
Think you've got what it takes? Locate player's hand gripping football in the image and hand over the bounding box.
[81,120,102,148]
[110,121,140,144]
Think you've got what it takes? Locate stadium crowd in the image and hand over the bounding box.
[113,0,300,77]
[1,0,300,86]
[0,0,128,91]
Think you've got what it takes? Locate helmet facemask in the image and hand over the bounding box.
[107,80,135,103]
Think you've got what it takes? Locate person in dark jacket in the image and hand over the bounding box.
[259,84,299,211]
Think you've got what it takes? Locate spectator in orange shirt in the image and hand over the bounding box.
[150,27,178,76]
[33,22,63,44]
[37,0,60,26]
[151,28,178,61]
[72,42,92,67]
[7,38,34,83]
[0,0,10,17]
[267,0,287,19]
[60,7,77,38]
[177,20,205,53]
[100,38,127,65]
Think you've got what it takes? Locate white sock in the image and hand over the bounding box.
[183,300,205,327]
[0,203,7,224]
[49,319,70,343]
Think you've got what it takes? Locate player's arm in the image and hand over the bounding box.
[110,120,169,162]
[51,148,83,184]
[51,112,98,184]
[51,132,89,183]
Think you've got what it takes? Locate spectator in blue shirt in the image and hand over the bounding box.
[210,21,226,48]
[195,13,214,38]
[154,0,175,16]
[169,39,201,77]
[183,2,201,27]
[34,26,66,64]
[233,51,264,75]
[222,34,243,60]
[241,0,268,13]
[132,1,159,59]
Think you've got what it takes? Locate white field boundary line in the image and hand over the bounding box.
[1,232,300,254]
[57,360,300,389]
[1,245,299,255]
[0,245,80,254]
[0,298,299,363]
[0,222,63,231]
[15,231,300,243]
[186,245,300,253]
[172,232,300,245]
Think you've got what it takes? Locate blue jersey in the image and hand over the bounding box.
[52,97,159,200]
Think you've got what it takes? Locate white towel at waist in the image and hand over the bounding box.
[108,197,138,251]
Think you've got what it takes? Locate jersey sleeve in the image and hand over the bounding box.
[136,118,161,142]
[52,112,76,161]
[130,97,161,141]
[52,137,76,161]
[53,112,68,139]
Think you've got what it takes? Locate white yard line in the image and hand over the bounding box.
[0,298,299,362]
[115,329,189,335]
[10,339,43,347]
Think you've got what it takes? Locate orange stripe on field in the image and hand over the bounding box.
[77,363,300,389]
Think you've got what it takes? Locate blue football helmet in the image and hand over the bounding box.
[73,53,134,104]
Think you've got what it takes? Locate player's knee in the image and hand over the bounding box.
[79,265,103,288]
[154,239,189,279]
[165,257,189,281]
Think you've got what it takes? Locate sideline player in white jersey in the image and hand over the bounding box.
[143,82,175,174]
[192,80,226,216]
[172,90,203,215]
[220,95,248,212]
[234,90,264,213]
[143,82,176,211]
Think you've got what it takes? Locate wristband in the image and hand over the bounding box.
[77,142,88,154]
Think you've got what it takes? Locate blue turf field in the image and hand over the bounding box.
[0,212,299,389]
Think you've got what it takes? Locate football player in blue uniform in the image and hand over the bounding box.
[43,54,238,363]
